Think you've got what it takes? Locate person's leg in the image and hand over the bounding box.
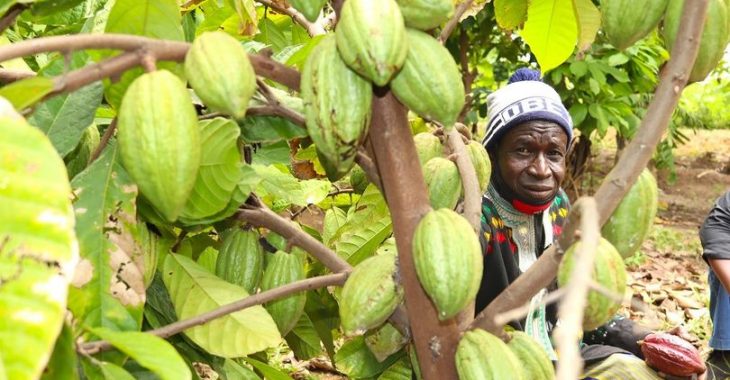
[706,271,730,380]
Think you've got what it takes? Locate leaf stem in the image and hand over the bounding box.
[89,119,117,164]
[439,0,473,43]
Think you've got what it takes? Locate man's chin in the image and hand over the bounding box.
[518,190,557,205]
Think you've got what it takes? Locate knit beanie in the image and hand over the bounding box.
[481,68,573,150]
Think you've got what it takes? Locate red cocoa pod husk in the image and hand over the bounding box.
[639,333,706,377]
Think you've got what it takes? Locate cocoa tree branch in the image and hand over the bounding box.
[89,119,117,164]
[78,272,349,355]
[492,287,567,328]
[50,51,142,97]
[446,127,480,232]
[469,0,710,335]
[0,3,28,34]
[255,0,326,37]
[553,197,599,379]
[439,0,473,43]
[355,148,384,192]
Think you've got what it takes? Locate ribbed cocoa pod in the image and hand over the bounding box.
[455,329,526,380]
[339,252,403,336]
[365,323,408,362]
[422,157,462,210]
[396,0,454,30]
[302,35,372,181]
[390,29,464,128]
[465,141,491,193]
[335,0,408,86]
[663,0,730,83]
[412,209,482,320]
[413,132,443,165]
[215,228,264,294]
[185,31,256,119]
[601,0,669,50]
[260,251,306,336]
[640,333,706,377]
[505,331,555,380]
[117,70,200,222]
[289,0,327,22]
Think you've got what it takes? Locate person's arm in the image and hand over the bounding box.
[708,258,730,293]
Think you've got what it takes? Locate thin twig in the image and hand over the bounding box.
[255,0,325,37]
[247,105,306,127]
[89,119,117,164]
[0,3,28,34]
[78,272,349,355]
[446,127,480,233]
[439,0,473,43]
[355,148,383,192]
[492,287,567,328]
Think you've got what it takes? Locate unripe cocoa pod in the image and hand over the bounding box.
[422,157,462,210]
[391,29,464,128]
[505,331,555,380]
[302,35,372,181]
[413,132,443,165]
[396,0,454,30]
[413,209,482,320]
[260,251,306,335]
[601,0,669,50]
[365,323,408,362]
[65,123,100,179]
[663,0,730,83]
[455,329,526,380]
[339,252,403,336]
[289,0,327,22]
[557,237,627,331]
[335,0,408,86]
[185,31,257,119]
[465,141,491,194]
[215,228,265,294]
[118,70,200,222]
[349,165,370,194]
[640,333,706,377]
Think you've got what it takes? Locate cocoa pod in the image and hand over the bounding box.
[413,132,443,165]
[64,123,100,179]
[136,221,162,289]
[339,252,403,336]
[302,35,372,181]
[422,157,462,210]
[289,0,327,22]
[396,0,454,31]
[365,323,408,362]
[465,141,491,193]
[455,329,526,380]
[640,333,706,377]
[601,0,669,50]
[557,237,628,331]
[215,228,265,294]
[117,70,200,222]
[335,0,408,86]
[260,251,306,336]
[601,169,658,259]
[663,0,730,83]
[349,164,370,194]
[185,31,257,119]
[506,331,555,380]
[412,209,482,320]
[390,28,464,128]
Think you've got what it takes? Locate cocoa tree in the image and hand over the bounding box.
[0,0,721,379]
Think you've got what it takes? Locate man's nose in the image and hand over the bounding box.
[528,154,551,179]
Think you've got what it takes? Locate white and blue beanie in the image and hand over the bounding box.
[482,68,573,150]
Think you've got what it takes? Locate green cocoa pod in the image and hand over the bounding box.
[396,0,454,30]
[414,132,443,165]
[413,209,482,320]
[601,169,658,259]
[185,31,256,119]
[465,141,491,194]
[558,237,628,331]
[349,164,370,194]
[506,331,555,380]
[215,228,265,294]
[118,70,200,222]
[260,251,307,335]
[601,0,668,50]
[391,29,465,128]
[663,0,730,83]
[365,323,408,362]
[335,0,408,86]
[339,252,403,336]
[302,35,373,181]
[422,157,462,210]
[455,329,526,380]
[64,123,100,179]
[289,0,327,22]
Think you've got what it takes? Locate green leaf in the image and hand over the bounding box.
[241,357,293,380]
[378,356,412,380]
[196,247,219,273]
[68,141,145,334]
[0,76,55,110]
[222,359,260,380]
[331,185,392,265]
[239,116,308,143]
[304,290,338,360]
[285,313,322,360]
[252,164,330,211]
[226,0,258,35]
[0,116,77,380]
[573,0,600,52]
[90,327,192,380]
[607,53,630,67]
[322,207,347,247]
[286,35,326,69]
[334,336,402,379]
[163,254,282,357]
[256,17,288,52]
[569,103,588,126]
[41,322,79,380]
[494,0,528,30]
[520,0,578,73]
[81,357,136,380]
[180,118,243,221]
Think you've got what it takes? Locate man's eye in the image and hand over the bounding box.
[516,147,529,154]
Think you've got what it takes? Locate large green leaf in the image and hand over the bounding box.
[573,0,601,52]
[0,116,77,380]
[285,313,322,360]
[494,0,528,30]
[81,357,136,380]
[252,164,330,211]
[90,327,191,380]
[378,356,412,380]
[241,357,293,380]
[0,76,55,110]
[239,115,309,143]
[68,142,145,334]
[520,0,578,73]
[322,207,347,247]
[334,336,403,379]
[41,322,79,380]
[331,185,392,265]
[163,254,282,357]
[180,118,243,221]
[221,359,259,380]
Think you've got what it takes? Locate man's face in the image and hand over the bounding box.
[493,121,568,204]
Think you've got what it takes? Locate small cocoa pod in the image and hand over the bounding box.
[601,0,669,50]
[339,252,403,336]
[413,209,482,320]
[117,70,200,222]
[505,331,555,380]
[365,323,408,362]
[465,141,491,194]
[413,132,443,165]
[185,31,257,119]
[455,329,526,380]
[260,251,306,336]
[640,333,706,377]
[422,157,462,210]
[289,0,327,22]
[349,165,370,194]
[396,0,454,31]
[215,228,265,294]
[335,0,408,86]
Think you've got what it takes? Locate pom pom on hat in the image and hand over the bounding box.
[507,68,542,84]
